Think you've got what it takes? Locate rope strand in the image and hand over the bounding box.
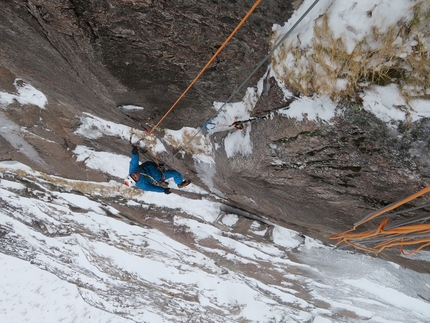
[173,0,321,159]
[149,0,262,135]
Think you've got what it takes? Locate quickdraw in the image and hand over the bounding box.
[232,116,267,130]
[204,116,268,131]
[203,122,216,130]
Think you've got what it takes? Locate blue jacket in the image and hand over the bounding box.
[129,153,165,193]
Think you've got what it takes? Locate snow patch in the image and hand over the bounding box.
[0,78,47,110]
[279,95,337,122]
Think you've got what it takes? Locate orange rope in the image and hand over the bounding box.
[330,186,430,255]
[353,186,430,227]
[149,0,262,134]
[401,241,430,256]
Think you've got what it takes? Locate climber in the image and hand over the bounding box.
[124,145,190,194]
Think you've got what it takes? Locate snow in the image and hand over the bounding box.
[119,105,144,111]
[272,226,303,249]
[361,84,407,125]
[278,95,337,122]
[0,0,430,322]
[326,0,414,55]
[0,78,47,110]
[2,158,429,322]
[74,112,134,141]
[0,254,131,323]
[272,0,415,55]
[409,99,430,121]
[164,127,214,163]
[224,126,253,157]
[210,87,258,157]
[0,81,50,167]
[74,145,130,177]
[345,277,430,317]
[269,0,429,124]
[221,213,239,226]
[0,113,50,168]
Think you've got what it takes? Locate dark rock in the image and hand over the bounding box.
[2,0,295,129]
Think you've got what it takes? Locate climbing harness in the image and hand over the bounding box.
[129,128,171,188]
[149,0,262,135]
[140,172,169,189]
[330,186,430,256]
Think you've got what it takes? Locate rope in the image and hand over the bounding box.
[207,0,321,124]
[354,186,430,227]
[203,115,267,131]
[148,0,262,135]
[174,0,321,158]
[330,186,430,255]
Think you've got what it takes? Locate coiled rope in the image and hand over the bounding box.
[330,186,430,256]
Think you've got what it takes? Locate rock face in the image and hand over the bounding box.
[0,0,295,177]
[3,0,295,128]
[212,85,430,271]
[1,0,430,272]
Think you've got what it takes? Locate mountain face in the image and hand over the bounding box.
[1,0,429,277]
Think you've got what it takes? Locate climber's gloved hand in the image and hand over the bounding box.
[163,188,171,195]
[131,145,138,155]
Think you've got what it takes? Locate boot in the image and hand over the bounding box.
[177,180,191,188]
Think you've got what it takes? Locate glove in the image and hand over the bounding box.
[131,145,138,155]
[163,188,171,195]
